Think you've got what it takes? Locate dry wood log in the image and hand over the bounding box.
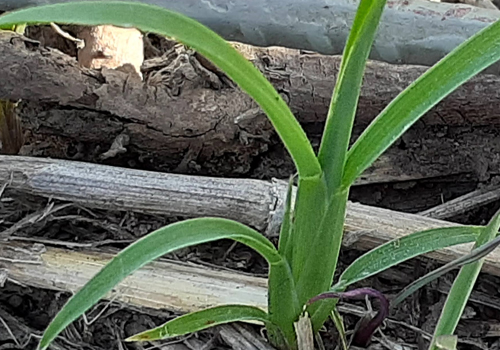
[419,186,500,219]
[1,236,500,322]
[2,155,500,277]
[0,241,270,314]
[1,31,500,184]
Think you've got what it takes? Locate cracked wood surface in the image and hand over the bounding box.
[0,241,270,314]
[3,155,500,277]
[1,31,500,184]
[0,218,499,319]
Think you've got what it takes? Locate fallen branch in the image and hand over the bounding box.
[0,241,270,314]
[419,186,500,219]
[2,32,500,183]
[1,237,500,322]
[2,155,500,276]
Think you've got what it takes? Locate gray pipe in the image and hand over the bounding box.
[1,0,499,71]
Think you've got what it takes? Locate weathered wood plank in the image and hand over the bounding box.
[1,32,499,183]
[2,155,500,276]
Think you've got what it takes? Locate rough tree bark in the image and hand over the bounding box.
[0,23,144,154]
[1,31,500,186]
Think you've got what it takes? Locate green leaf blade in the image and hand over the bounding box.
[343,18,500,188]
[290,175,328,284]
[268,259,301,349]
[336,226,484,290]
[318,0,386,194]
[296,189,349,301]
[392,232,500,308]
[38,218,280,350]
[430,211,500,349]
[310,226,483,330]
[297,189,349,332]
[126,305,269,341]
[0,1,321,178]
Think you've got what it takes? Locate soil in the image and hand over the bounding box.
[1,17,500,350]
[2,197,500,350]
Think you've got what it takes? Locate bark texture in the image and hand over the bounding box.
[1,31,500,185]
[3,155,500,277]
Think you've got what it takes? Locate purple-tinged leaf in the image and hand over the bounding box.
[308,288,389,347]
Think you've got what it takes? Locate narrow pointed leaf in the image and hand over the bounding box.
[310,226,484,330]
[298,0,387,332]
[127,305,270,341]
[392,233,500,308]
[335,226,484,290]
[0,1,320,178]
[331,309,348,350]
[343,18,500,188]
[430,210,500,350]
[38,218,281,350]
[318,0,386,195]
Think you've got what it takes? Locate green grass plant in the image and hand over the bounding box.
[1,1,500,348]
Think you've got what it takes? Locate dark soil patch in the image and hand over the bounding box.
[1,189,500,350]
